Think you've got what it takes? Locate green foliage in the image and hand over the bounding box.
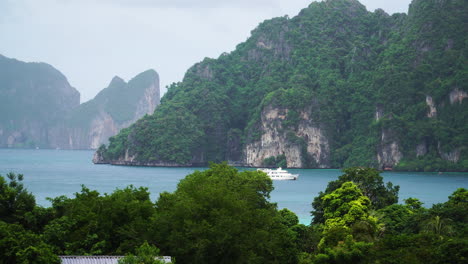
[311,181,377,264]
[0,221,60,264]
[279,208,300,228]
[44,185,156,255]
[364,188,468,264]
[67,70,158,127]
[377,203,415,234]
[0,168,466,263]
[105,127,131,160]
[263,154,287,168]
[312,167,399,224]
[308,176,467,264]
[395,155,468,172]
[369,233,441,264]
[101,0,467,170]
[153,163,298,264]
[132,104,204,164]
[318,182,378,253]
[405,197,423,210]
[321,182,374,230]
[118,242,165,264]
[0,172,36,225]
[422,215,454,238]
[315,237,373,264]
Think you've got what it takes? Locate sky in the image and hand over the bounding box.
[1,0,412,102]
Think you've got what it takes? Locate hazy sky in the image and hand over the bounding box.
[1,0,412,102]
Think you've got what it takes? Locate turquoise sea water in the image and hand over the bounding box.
[1,149,467,224]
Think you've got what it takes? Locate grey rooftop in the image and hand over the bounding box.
[60,256,172,264]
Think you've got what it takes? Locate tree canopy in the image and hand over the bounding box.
[0,169,466,264]
[153,163,298,264]
[311,167,399,224]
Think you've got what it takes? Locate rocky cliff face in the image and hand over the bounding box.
[245,105,330,168]
[0,54,160,149]
[375,87,467,170]
[0,55,80,148]
[47,111,121,150]
[50,70,160,149]
[377,129,403,170]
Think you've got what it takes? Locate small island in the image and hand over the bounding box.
[95,0,467,172]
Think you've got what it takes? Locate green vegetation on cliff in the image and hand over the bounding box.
[100,0,467,170]
[67,70,159,127]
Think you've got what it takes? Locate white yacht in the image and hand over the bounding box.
[257,167,299,180]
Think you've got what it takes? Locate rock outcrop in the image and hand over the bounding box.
[426,95,437,118]
[50,70,160,149]
[244,105,330,168]
[0,55,80,148]
[377,129,403,170]
[0,54,160,149]
[449,88,467,104]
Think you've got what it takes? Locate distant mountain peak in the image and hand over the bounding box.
[133,69,159,80]
[325,0,363,5]
[324,0,366,10]
[108,76,126,88]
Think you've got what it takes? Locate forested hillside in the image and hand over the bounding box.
[98,0,467,171]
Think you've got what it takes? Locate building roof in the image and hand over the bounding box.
[60,256,122,264]
[60,256,172,264]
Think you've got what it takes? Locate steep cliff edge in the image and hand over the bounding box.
[50,70,160,149]
[245,105,330,168]
[0,55,80,148]
[98,0,467,171]
[0,54,160,149]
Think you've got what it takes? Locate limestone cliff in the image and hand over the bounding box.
[244,105,330,168]
[377,129,403,170]
[375,88,466,170]
[0,55,80,148]
[0,54,159,149]
[50,70,160,149]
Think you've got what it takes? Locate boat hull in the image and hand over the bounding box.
[257,168,299,181]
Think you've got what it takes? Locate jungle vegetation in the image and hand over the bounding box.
[100,0,467,171]
[1,166,467,264]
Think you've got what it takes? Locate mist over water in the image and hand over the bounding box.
[1,149,466,224]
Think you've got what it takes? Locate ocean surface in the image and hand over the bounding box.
[1,149,467,224]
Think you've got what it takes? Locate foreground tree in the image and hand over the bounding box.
[118,242,166,264]
[0,172,36,225]
[367,188,468,264]
[0,221,59,264]
[153,163,298,264]
[319,182,377,246]
[43,185,156,255]
[377,198,424,235]
[312,167,399,224]
[301,182,377,264]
